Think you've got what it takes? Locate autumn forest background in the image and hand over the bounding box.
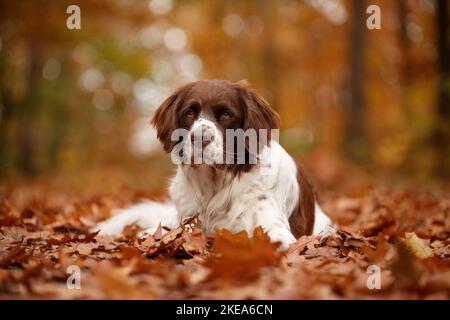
[0,0,449,191]
[0,0,449,300]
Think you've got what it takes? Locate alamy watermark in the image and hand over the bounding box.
[65,4,380,31]
[168,128,279,175]
[366,5,381,30]
[66,265,81,290]
[66,5,81,30]
[366,265,381,290]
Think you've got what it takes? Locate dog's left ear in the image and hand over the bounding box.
[234,80,280,144]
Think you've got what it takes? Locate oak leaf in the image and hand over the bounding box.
[205,227,281,284]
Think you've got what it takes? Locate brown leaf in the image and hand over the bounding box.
[93,260,154,299]
[181,229,207,255]
[205,227,281,284]
[0,246,31,268]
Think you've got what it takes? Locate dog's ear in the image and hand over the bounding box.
[151,83,193,153]
[234,81,280,147]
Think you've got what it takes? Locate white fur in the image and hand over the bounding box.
[94,201,178,236]
[94,138,333,249]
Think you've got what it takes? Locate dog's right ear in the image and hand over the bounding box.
[151,83,193,153]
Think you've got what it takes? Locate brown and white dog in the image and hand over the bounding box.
[94,80,333,249]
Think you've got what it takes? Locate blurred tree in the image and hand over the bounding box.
[0,0,152,178]
[0,45,14,176]
[434,0,450,178]
[18,43,42,175]
[398,0,412,118]
[345,0,367,162]
[259,0,278,109]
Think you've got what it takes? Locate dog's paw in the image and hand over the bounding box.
[267,227,296,251]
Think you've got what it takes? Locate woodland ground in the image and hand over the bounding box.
[0,177,449,299]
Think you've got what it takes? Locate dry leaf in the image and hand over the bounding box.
[1,183,449,299]
[205,227,281,284]
[404,232,434,259]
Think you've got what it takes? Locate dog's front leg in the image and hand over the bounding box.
[245,198,296,250]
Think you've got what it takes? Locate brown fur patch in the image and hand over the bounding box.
[289,163,316,238]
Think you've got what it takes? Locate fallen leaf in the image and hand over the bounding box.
[205,227,281,284]
[404,232,434,259]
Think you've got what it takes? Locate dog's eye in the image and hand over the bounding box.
[184,109,195,118]
[219,110,232,121]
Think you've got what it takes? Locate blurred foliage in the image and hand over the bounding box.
[0,0,449,188]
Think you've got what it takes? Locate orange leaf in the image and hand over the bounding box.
[205,227,281,284]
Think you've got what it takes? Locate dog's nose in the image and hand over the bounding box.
[201,135,214,147]
[201,125,215,146]
[191,125,215,147]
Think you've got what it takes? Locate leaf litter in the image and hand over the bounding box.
[0,184,449,299]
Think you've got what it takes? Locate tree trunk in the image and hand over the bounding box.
[345,0,366,162]
[434,0,450,178]
[259,0,279,109]
[0,50,14,179]
[398,0,412,118]
[17,44,40,176]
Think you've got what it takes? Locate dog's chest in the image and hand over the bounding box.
[170,167,252,228]
[187,169,235,214]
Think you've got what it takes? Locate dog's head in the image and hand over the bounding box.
[151,79,279,172]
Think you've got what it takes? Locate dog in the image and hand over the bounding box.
[94,80,333,249]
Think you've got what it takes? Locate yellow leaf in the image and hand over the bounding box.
[403,232,434,259]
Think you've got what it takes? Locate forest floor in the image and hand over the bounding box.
[0,179,449,299]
